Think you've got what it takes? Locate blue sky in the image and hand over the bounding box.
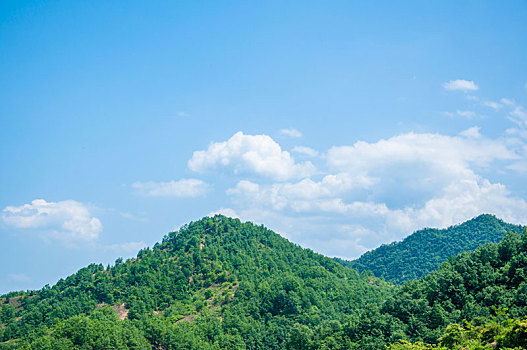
[1,0,527,294]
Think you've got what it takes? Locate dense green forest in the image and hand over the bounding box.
[1,215,527,349]
[0,216,390,349]
[341,214,523,284]
[388,310,527,349]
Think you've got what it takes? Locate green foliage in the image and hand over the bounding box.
[388,312,527,349]
[0,215,389,349]
[342,214,524,284]
[2,215,526,349]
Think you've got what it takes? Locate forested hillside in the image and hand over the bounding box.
[2,215,527,349]
[318,228,527,348]
[341,214,523,284]
[0,216,390,349]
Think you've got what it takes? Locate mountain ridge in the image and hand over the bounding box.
[2,214,526,349]
[338,214,524,284]
[0,215,389,349]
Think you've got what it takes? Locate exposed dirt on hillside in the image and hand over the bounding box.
[113,303,129,320]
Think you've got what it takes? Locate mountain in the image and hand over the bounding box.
[339,214,524,284]
[377,227,527,346]
[0,215,389,349]
[2,215,526,349]
[313,226,527,347]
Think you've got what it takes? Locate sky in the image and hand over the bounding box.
[1,0,527,294]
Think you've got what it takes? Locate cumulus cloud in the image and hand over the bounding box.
[227,173,376,213]
[188,131,316,180]
[280,128,302,138]
[132,178,209,197]
[2,199,102,243]
[221,131,526,259]
[443,79,479,91]
[292,146,319,157]
[326,132,516,181]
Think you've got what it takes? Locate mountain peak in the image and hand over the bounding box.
[342,215,523,284]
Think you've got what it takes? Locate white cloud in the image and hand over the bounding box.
[2,199,102,243]
[501,98,515,105]
[280,128,302,138]
[509,106,527,127]
[387,177,527,233]
[227,173,376,213]
[280,128,302,137]
[483,101,502,110]
[221,131,526,259]
[327,132,516,176]
[188,131,316,180]
[443,79,479,91]
[120,212,148,222]
[459,126,482,139]
[292,146,319,157]
[208,207,239,219]
[132,178,209,197]
[456,110,476,118]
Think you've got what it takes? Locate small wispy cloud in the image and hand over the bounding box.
[509,106,527,127]
[120,212,148,222]
[456,110,476,118]
[511,106,527,119]
[177,111,191,117]
[132,178,210,197]
[501,98,515,106]
[443,79,479,91]
[482,101,502,110]
[280,128,302,138]
[292,146,319,157]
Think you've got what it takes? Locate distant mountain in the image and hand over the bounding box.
[335,227,527,347]
[338,214,524,284]
[0,215,389,349]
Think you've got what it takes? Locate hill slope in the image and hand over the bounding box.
[303,227,527,348]
[340,214,523,284]
[0,215,389,349]
[3,215,526,349]
[376,227,527,345]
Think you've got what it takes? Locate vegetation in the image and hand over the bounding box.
[1,215,527,349]
[341,214,523,284]
[0,215,389,349]
[388,309,527,349]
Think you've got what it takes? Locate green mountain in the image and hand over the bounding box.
[304,226,527,348]
[376,227,527,346]
[340,214,523,284]
[2,214,527,349]
[0,215,389,349]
